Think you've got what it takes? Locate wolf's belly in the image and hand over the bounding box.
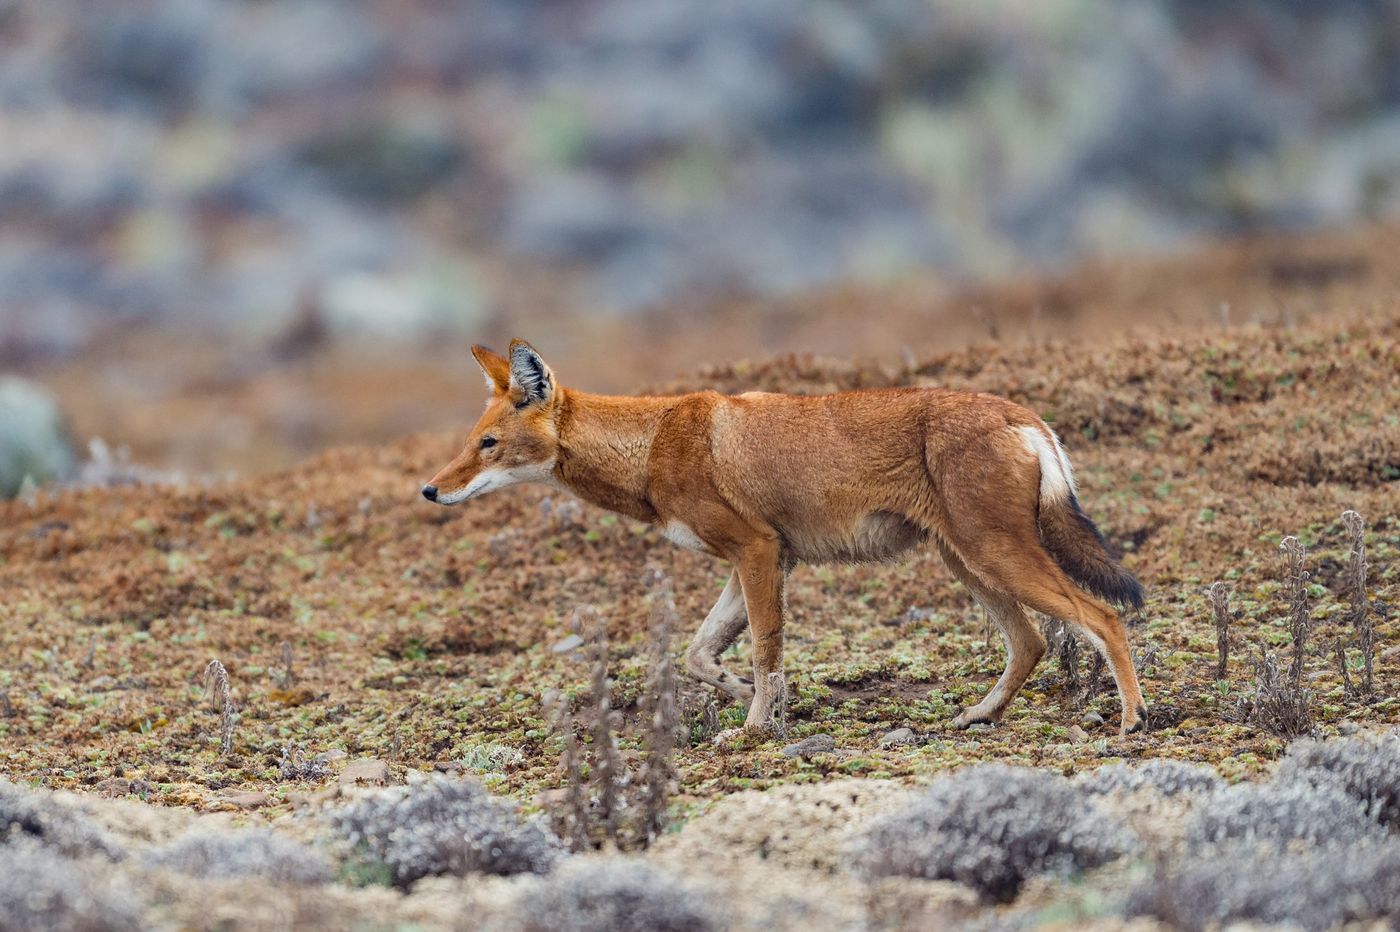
[780,510,928,565]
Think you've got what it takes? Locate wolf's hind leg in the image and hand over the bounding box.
[684,572,754,703]
[937,541,1048,727]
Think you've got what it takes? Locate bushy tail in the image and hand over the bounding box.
[1018,425,1143,608]
[1038,494,1144,609]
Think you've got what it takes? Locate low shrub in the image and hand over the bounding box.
[1125,838,1400,932]
[1075,760,1223,798]
[1275,732,1400,826]
[510,858,721,932]
[0,840,142,932]
[0,780,123,860]
[144,827,332,885]
[1184,780,1381,849]
[330,776,565,887]
[851,764,1133,902]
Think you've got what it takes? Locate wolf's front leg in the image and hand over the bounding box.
[735,537,786,731]
[683,571,755,703]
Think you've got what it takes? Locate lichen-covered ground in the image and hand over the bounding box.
[1,237,1398,929]
[4,313,1397,804]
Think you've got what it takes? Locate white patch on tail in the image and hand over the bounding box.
[1017,426,1078,504]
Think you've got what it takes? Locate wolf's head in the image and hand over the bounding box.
[422,340,561,505]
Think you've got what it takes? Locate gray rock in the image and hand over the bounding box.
[782,733,836,758]
[339,758,391,787]
[879,727,916,748]
[551,634,585,654]
[0,378,76,499]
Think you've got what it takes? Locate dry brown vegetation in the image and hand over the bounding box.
[1,229,1398,928]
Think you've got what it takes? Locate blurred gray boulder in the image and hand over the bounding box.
[319,266,485,342]
[0,378,76,498]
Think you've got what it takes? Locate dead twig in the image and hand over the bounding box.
[276,640,295,689]
[1208,582,1232,681]
[1341,510,1374,698]
[583,607,623,847]
[639,581,681,845]
[1279,536,1313,691]
[550,691,592,852]
[202,659,236,756]
[1241,647,1313,739]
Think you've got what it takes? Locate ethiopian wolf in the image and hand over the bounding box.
[423,341,1147,734]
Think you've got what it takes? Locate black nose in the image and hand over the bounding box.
[422,485,438,502]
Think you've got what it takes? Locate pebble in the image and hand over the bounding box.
[94,777,133,797]
[1066,726,1090,744]
[782,734,836,758]
[879,727,916,748]
[220,791,270,810]
[1082,711,1105,726]
[551,634,585,654]
[338,758,391,787]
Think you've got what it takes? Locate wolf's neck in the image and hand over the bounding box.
[553,390,677,523]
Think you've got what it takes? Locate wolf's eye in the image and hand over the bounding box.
[480,437,498,450]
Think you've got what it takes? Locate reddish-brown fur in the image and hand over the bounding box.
[426,341,1147,734]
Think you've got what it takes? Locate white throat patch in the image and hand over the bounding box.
[662,520,710,553]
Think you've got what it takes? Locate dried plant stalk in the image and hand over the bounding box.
[1059,623,1082,697]
[202,659,236,756]
[767,672,788,739]
[1341,510,1374,698]
[550,691,591,852]
[1334,636,1355,699]
[277,640,295,688]
[583,607,622,847]
[1208,582,1232,680]
[639,582,680,845]
[1279,536,1312,690]
[1039,618,1082,697]
[1243,647,1313,738]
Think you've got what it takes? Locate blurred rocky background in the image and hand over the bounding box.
[2,0,1399,480]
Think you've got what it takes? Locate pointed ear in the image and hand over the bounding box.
[508,339,555,407]
[471,344,511,394]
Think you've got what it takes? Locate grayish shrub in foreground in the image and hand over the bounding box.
[1075,760,1224,798]
[1125,839,1400,932]
[851,764,1133,902]
[331,775,565,887]
[143,826,332,885]
[0,780,123,860]
[1276,731,1400,826]
[511,859,721,932]
[1185,780,1382,849]
[0,840,143,932]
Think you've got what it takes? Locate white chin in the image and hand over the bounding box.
[437,462,557,506]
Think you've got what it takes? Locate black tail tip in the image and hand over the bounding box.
[1107,572,1145,611]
